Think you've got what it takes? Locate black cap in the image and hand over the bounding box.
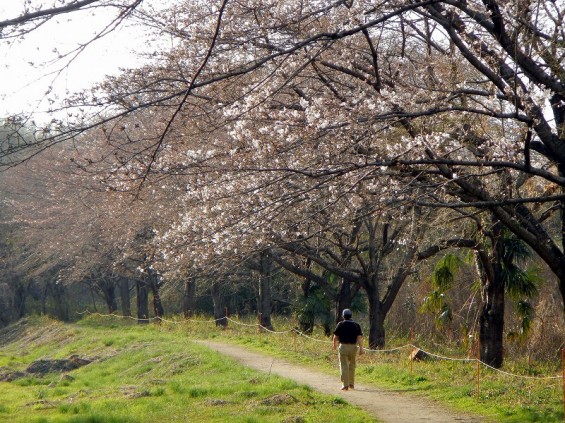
[342,309,352,319]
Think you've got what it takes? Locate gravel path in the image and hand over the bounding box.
[196,340,484,423]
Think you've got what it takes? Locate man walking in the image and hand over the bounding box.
[332,308,364,390]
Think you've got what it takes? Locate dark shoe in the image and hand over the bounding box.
[349,384,354,389]
[341,386,349,391]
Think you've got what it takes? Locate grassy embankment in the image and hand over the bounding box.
[0,316,376,423]
[1,314,564,422]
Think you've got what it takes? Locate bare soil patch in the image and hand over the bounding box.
[0,355,92,381]
[26,355,92,374]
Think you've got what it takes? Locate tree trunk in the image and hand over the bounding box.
[14,283,26,319]
[366,284,386,349]
[183,276,197,318]
[479,275,505,368]
[41,284,48,314]
[119,277,131,317]
[478,220,505,368]
[211,282,227,328]
[147,269,164,319]
[151,283,164,319]
[90,287,98,312]
[51,281,69,321]
[298,277,314,334]
[136,280,150,324]
[258,251,274,331]
[1,280,19,324]
[559,160,565,312]
[102,283,117,314]
[335,278,352,324]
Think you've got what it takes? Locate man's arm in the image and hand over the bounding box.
[357,335,364,355]
[332,335,339,350]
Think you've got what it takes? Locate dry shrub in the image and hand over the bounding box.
[524,284,565,362]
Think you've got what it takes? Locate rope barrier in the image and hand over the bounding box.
[475,358,563,380]
[295,330,332,344]
[77,311,157,323]
[412,346,476,363]
[225,317,256,327]
[365,344,412,354]
[77,310,564,382]
[78,310,227,325]
[406,343,562,380]
[259,325,295,334]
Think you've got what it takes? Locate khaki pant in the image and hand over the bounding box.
[338,343,357,387]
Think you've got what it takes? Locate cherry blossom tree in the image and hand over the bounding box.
[0,0,149,166]
[0,121,183,320]
[43,0,554,345]
[3,1,564,357]
[0,1,141,34]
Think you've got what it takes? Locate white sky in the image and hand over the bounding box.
[0,2,151,121]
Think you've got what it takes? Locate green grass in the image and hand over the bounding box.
[180,315,564,423]
[0,316,377,422]
[2,314,563,422]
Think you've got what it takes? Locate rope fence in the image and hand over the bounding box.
[79,309,565,413]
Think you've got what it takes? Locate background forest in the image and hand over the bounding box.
[1,0,565,370]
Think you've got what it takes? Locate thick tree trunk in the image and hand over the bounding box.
[0,280,19,323]
[136,280,150,324]
[258,251,274,331]
[479,276,505,368]
[182,276,197,318]
[151,283,164,319]
[102,283,117,314]
[298,277,314,334]
[14,284,26,318]
[366,284,386,349]
[211,282,227,328]
[147,268,164,319]
[559,160,565,312]
[478,220,505,368]
[41,284,48,314]
[51,281,69,321]
[89,287,98,312]
[119,278,131,317]
[335,278,352,324]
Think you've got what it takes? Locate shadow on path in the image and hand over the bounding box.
[196,340,485,423]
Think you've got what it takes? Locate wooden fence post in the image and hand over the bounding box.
[409,327,414,378]
[293,314,297,353]
[476,337,481,400]
[562,348,564,420]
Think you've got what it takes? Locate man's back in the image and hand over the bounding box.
[334,319,362,344]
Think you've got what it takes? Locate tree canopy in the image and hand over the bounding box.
[1,0,564,363]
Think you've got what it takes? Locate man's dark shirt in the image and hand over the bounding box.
[333,319,363,344]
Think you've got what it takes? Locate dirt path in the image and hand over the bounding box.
[196,340,484,423]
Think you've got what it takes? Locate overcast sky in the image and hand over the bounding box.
[0,2,148,121]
